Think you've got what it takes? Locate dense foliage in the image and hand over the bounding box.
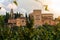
[0,23,60,40]
[0,13,60,40]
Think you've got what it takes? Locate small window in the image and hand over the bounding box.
[36,17,40,20]
[22,20,24,22]
[36,15,40,20]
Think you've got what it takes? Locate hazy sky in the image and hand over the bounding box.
[0,0,60,18]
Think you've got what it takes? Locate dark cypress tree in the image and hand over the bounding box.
[4,12,9,23]
[25,13,34,29]
[15,12,19,18]
[29,15,34,28]
[25,13,29,27]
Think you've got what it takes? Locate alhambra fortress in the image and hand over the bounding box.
[8,9,60,27]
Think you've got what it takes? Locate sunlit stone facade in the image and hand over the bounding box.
[8,9,58,27]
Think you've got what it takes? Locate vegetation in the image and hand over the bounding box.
[0,22,60,40]
[0,13,59,40]
[0,0,59,40]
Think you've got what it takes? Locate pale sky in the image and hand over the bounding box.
[0,0,60,18]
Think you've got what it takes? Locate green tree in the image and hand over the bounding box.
[4,12,9,23]
[0,15,5,26]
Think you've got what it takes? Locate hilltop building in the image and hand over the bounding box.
[41,13,54,25]
[29,10,42,27]
[8,9,26,27]
[29,10,56,27]
[8,9,59,27]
